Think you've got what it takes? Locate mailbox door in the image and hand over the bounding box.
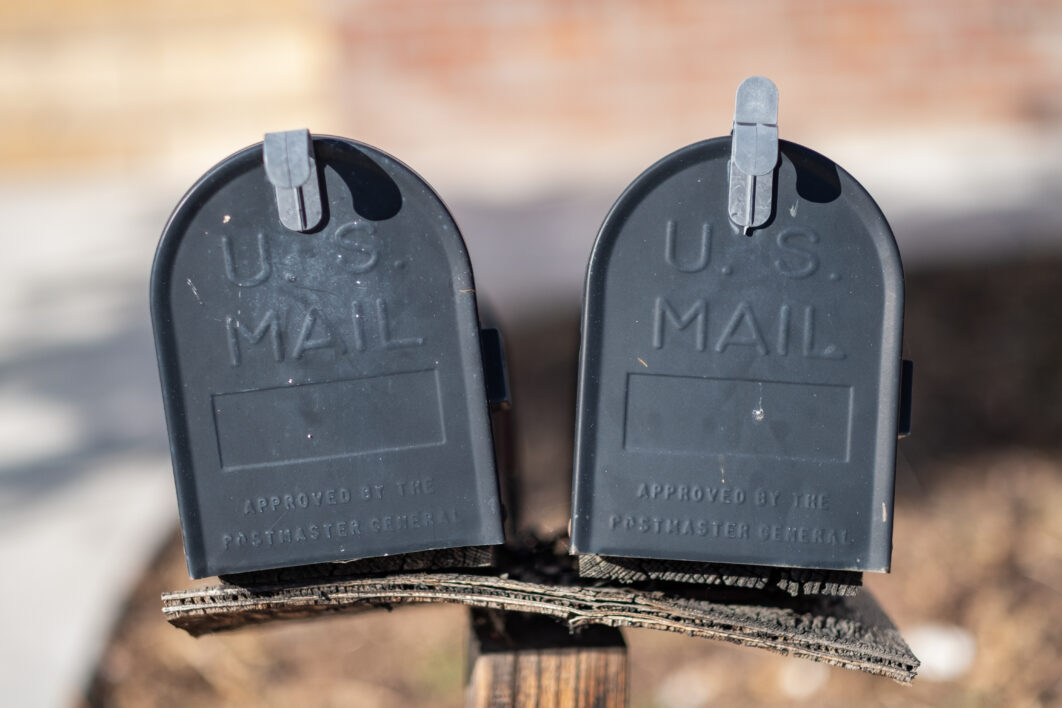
[152,137,503,578]
[571,138,903,572]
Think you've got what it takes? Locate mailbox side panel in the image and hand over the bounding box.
[571,138,903,573]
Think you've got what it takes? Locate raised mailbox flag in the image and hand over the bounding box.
[571,78,910,575]
[152,131,504,578]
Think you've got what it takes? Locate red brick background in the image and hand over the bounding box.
[1,0,1058,194]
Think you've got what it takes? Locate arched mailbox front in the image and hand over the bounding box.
[152,132,503,578]
[571,135,905,573]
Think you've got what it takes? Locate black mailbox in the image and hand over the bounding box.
[571,79,908,576]
[152,131,504,578]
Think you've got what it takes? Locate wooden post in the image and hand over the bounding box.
[466,608,628,708]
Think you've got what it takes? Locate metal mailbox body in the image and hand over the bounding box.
[152,136,503,578]
[571,137,904,573]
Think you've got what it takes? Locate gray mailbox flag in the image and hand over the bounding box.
[571,97,906,573]
[152,132,503,578]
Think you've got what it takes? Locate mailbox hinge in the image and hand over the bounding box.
[728,77,779,235]
[897,359,914,438]
[479,327,511,410]
[263,129,324,232]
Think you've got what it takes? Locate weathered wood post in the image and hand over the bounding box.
[467,609,627,708]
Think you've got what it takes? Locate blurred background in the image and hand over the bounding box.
[1,0,1060,706]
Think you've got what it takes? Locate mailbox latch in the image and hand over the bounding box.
[263,129,324,232]
[728,76,779,234]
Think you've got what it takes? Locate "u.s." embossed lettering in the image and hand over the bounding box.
[221,233,272,287]
[664,220,712,273]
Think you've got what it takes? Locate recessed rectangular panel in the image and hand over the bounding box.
[213,370,444,471]
[624,374,851,462]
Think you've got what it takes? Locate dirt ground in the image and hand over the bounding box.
[85,258,1062,707]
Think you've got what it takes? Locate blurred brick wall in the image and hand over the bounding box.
[334,0,1060,136]
[329,0,1060,190]
[0,0,1058,190]
[0,0,336,174]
